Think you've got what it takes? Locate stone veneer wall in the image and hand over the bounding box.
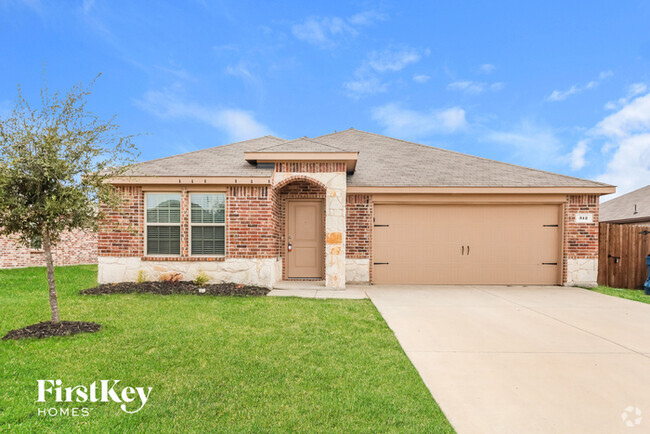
[0,230,97,269]
[563,194,599,287]
[345,194,372,283]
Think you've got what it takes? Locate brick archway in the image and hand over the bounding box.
[273,175,328,193]
[272,178,327,280]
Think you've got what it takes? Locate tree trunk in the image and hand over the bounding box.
[42,230,60,323]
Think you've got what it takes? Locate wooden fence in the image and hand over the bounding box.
[598,223,650,289]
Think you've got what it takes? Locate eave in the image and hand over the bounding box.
[346,186,617,194]
[244,151,358,173]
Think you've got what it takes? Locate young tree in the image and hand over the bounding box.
[0,75,138,323]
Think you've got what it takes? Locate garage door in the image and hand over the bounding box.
[373,204,561,285]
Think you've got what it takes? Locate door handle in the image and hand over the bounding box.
[462,245,464,255]
[467,245,470,255]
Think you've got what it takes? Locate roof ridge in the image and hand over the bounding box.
[318,128,612,188]
[128,135,286,167]
[257,136,346,152]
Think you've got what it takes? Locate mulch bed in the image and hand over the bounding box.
[80,281,270,297]
[2,321,101,340]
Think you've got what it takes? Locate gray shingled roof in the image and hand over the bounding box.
[124,135,286,177]
[123,128,610,188]
[601,185,650,223]
[257,137,345,152]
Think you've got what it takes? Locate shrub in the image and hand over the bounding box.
[194,271,210,286]
[136,270,147,283]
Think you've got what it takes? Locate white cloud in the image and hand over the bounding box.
[546,70,613,102]
[413,74,430,83]
[292,11,384,48]
[372,103,467,138]
[568,141,588,170]
[344,76,387,98]
[547,85,579,102]
[367,47,424,72]
[483,121,563,166]
[604,82,647,111]
[447,80,504,95]
[225,62,256,82]
[344,46,426,98]
[347,10,386,26]
[594,93,650,137]
[134,89,273,142]
[478,64,496,74]
[596,134,650,194]
[448,80,485,94]
[584,91,650,195]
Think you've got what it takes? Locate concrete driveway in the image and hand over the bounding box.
[366,286,650,434]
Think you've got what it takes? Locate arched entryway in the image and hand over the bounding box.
[273,177,327,280]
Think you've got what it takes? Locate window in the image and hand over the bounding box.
[146,193,181,255]
[190,193,226,256]
[30,236,42,250]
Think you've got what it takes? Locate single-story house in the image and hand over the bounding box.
[99,128,614,288]
[600,185,650,225]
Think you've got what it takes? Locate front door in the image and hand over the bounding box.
[287,200,323,278]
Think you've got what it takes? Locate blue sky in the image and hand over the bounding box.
[1,0,649,196]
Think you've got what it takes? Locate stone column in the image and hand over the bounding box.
[324,173,346,289]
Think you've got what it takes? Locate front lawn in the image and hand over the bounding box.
[589,285,650,304]
[0,265,453,432]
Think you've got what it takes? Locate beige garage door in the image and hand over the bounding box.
[373,204,561,285]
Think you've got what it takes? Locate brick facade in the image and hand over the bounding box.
[346,195,372,259]
[227,186,276,259]
[98,185,144,257]
[275,162,346,173]
[0,229,97,269]
[562,194,599,284]
[97,184,602,286]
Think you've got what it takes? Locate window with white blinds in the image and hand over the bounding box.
[190,193,226,256]
[146,193,181,255]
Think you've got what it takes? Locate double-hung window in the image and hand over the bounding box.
[146,193,181,255]
[190,193,226,256]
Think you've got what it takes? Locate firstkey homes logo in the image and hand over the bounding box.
[37,380,152,417]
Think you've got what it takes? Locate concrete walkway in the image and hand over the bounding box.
[268,280,368,299]
[366,285,650,434]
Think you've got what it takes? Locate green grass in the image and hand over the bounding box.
[0,265,453,433]
[590,285,650,304]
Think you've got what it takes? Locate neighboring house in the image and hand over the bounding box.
[600,185,650,225]
[0,230,97,269]
[98,129,614,288]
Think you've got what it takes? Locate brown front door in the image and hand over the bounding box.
[287,200,323,278]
